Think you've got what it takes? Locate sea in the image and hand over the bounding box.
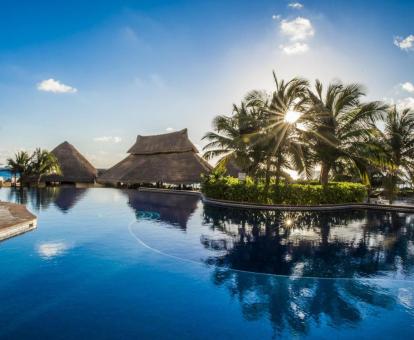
[0,168,12,180]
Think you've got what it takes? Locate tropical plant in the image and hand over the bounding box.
[372,106,414,201]
[202,101,266,177]
[7,149,61,187]
[29,148,61,185]
[7,151,31,186]
[304,80,386,185]
[246,72,311,191]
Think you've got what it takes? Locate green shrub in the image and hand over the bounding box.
[201,174,367,205]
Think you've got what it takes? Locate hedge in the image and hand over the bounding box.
[201,175,367,205]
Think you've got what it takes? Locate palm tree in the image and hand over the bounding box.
[7,151,31,187]
[305,80,386,185]
[29,148,61,185]
[373,106,414,201]
[202,101,265,177]
[247,72,311,191]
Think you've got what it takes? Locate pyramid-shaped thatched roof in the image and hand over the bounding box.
[128,129,198,154]
[99,129,212,185]
[42,142,97,183]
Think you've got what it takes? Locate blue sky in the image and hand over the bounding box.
[0,0,413,167]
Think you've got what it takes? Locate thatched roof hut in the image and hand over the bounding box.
[43,141,97,184]
[98,129,212,185]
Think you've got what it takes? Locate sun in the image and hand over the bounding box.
[284,110,302,124]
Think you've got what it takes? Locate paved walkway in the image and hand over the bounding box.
[0,202,37,241]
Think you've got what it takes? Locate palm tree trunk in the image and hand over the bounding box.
[264,157,272,196]
[320,162,331,185]
[275,158,282,186]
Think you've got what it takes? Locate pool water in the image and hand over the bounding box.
[0,187,413,339]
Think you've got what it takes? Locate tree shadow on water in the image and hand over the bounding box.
[202,206,413,335]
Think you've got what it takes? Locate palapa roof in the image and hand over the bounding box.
[42,141,97,183]
[99,129,212,185]
[128,129,198,154]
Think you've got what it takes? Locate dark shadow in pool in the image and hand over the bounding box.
[6,187,88,213]
[212,267,395,336]
[126,191,200,229]
[202,206,414,279]
[202,206,413,336]
[53,187,88,213]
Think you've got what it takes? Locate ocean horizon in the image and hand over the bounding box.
[0,169,11,180]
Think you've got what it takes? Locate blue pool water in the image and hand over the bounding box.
[0,187,413,339]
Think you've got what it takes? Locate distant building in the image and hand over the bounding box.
[98,129,212,186]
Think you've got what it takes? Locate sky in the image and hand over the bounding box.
[0,0,413,168]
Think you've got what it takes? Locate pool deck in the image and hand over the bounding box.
[0,202,37,241]
[137,187,414,212]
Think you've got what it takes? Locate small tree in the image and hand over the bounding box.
[7,149,61,187]
[29,148,61,185]
[7,151,31,187]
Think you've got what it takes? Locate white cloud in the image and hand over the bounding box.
[401,82,414,93]
[288,2,303,9]
[397,97,414,110]
[272,14,281,20]
[166,127,175,132]
[93,136,122,143]
[279,17,314,55]
[280,17,314,41]
[394,35,414,51]
[281,42,309,55]
[37,78,77,93]
[37,242,69,259]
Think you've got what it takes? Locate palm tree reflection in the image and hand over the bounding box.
[6,187,88,213]
[202,206,413,335]
[202,207,414,279]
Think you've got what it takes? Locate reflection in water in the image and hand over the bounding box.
[202,206,414,280]
[37,242,70,259]
[1,188,413,336]
[6,187,88,213]
[53,187,88,213]
[127,191,200,229]
[212,268,396,336]
[201,205,414,336]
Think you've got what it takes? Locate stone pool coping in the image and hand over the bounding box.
[0,202,37,241]
[138,187,414,212]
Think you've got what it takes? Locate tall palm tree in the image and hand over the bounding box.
[305,80,386,185]
[247,72,311,190]
[29,148,61,185]
[7,151,31,187]
[202,101,265,177]
[373,106,414,200]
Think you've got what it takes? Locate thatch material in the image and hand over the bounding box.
[99,129,212,185]
[42,142,97,184]
[128,129,198,154]
[126,190,200,229]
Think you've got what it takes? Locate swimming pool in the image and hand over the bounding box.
[0,187,413,338]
